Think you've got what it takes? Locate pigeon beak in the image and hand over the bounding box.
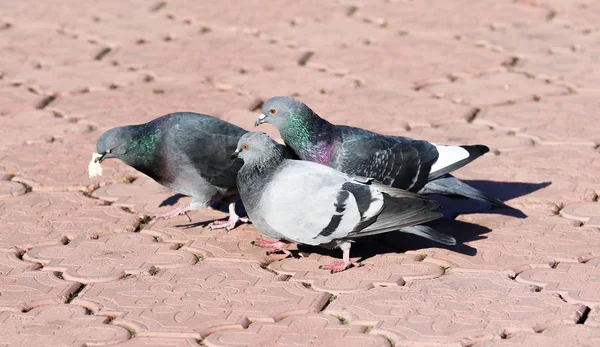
[254,113,267,127]
[230,149,241,160]
[95,152,108,163]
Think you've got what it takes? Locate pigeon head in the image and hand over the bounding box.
[255,96,314,130]
[231,132,283,164]
[95,126,134,163]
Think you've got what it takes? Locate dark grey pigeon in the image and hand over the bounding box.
[255,96,508,209]
[231,132,450,273]
[91,112,250,230]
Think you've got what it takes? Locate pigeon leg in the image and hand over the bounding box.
[209,202,249,231]
[154,203,192,221]
[251,239,292,257]
[320,246,361,273]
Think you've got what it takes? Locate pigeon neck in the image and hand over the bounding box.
[238,150,284,197]
[120,124,165,179]
[282,111,335,164]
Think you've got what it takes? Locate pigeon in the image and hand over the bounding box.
[231,132,450,272]
[90,112,250,230]
[254,96,508,208]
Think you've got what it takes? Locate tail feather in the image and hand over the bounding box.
[420,175,508,208]
[400,225,456,245]
[428,144,489,181]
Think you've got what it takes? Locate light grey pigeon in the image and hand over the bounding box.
[231,132,451,273]
[254,96,508,209]
[90,112,250,230]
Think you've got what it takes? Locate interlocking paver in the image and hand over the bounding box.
[1,0,599,345]
[422,72,570,106]
[0,132,138,191]
[475,91,600,146]
[144,219,274,263]
[0,252,80,312]
[112,337,201,347]
[516,257,600,307]
[560,202,600,228]
[204,313,391,347]
[0,191,138,252]
[92,176,190,217]
[325,272,587,345]
[23,233,198,283]
[268,253,444,294]
[73,262,331,338]
[473,324,600,347]
[415,212,600,277]
[0,304,131,346]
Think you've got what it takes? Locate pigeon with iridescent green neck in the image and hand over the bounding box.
[92,112,249,230]
[255,96,507,208]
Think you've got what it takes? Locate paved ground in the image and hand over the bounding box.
[1,0,599,346]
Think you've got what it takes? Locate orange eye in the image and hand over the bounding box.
[269,108,277,115]
[242,144,249,150]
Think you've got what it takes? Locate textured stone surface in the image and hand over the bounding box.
[23,233,198,283]
[516,257,600,307]
[0,304,131,346]
[0,252,80,312]
[204,313,391,347]
[73,262,331,338]
[0,192,139,252]
[1,0,600,345]
[325,272,587,345]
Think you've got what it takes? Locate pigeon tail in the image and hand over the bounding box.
[420,175,509,208]
[400,225,456,245]
[428,144,489,181]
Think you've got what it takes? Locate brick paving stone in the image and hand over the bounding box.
[589,306,600,327]
[113,337,201,347]
[560,202,600,228]
[92,176,191,217]
[325,272,587,345]
[0,132,138,191]
[204,313,391,347]
[420,213,600,277]
[299,28,507,87]
[466,21,597,56]
[268,253,444,295]
[0,109,92,150]
[520,0,600,30]
[164,0,347,32]
[422,72,570,106]
[72,262,331,338]
[0,180,26,198]
[408,122,533,153]
[473,324,600,347]
[0,304,131,346]
[0,83,42,116]
[143,219,274,263]
[450,146,600,206]
[475,91,600,146]
[516,257,600,307]
[23,232,198,283]
[355,0,549,36]
[0,191,138,252]
[48,81,253,129]
[0,252,80,312]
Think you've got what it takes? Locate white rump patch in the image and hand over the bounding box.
[88,152,103,177]
[430,144,469,174]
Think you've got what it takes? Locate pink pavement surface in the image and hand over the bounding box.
[0,0,599,346]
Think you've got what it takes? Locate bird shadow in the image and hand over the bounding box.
[296,218,491,263]
[429,180,551,219]
[158,193,187,207]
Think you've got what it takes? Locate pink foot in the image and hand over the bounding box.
[320,246,361,273]
[153,203,192,221]
[251,239,292,257]
[209,202,249,231]
[320,260,361,273]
